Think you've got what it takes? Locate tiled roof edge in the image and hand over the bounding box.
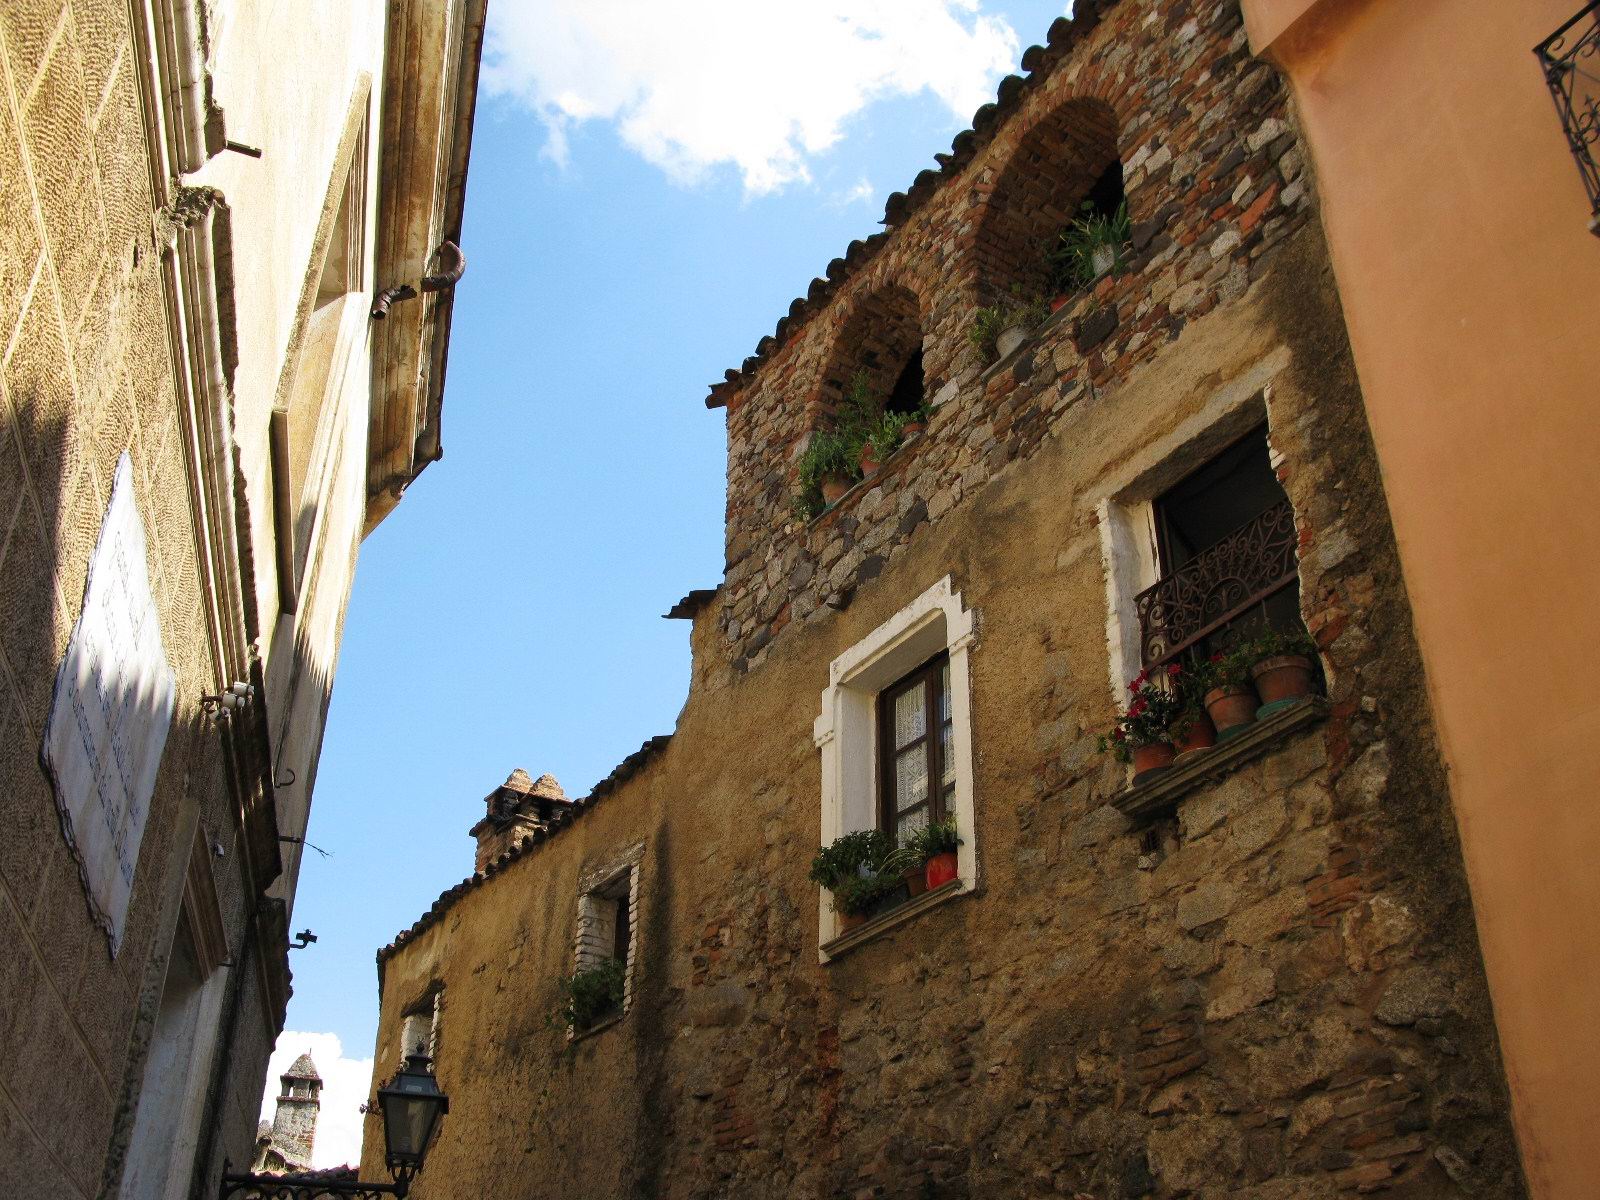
[703,4,1109,410]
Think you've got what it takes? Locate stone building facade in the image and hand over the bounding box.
[367,3,1525,1197]
[0,1,483,1198]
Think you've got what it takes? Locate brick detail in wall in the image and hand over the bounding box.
[719,0,1310,673]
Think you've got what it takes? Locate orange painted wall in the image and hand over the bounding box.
[1241,0,1600,1194]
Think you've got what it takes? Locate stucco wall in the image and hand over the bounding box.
[371,223,1522,1200]
[1239,1,1600,1195]
[0,1,388,1196]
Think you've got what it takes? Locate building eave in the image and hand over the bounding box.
[365,0,488,535]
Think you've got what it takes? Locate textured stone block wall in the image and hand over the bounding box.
[0,3,254,1196]
[720,0,1309,673]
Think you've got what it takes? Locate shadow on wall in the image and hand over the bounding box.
[0,266,194,1196]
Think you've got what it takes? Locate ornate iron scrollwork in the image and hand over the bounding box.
[1537,2,1600,234]
[218,1172,405,1199]
[1134,499,1298,667]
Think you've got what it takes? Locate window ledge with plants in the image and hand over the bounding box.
[557,956,627,1043]
[810,818,966,961]
[1099,630,1327,824]
[968,198,1131,375]
[794,370,935,524]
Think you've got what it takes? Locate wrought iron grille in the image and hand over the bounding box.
[218,1172,404,1200]
[1537,1,1600,233]
[1134,498,1298,667]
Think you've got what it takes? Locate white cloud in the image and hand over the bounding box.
[260,1031,374,1170]
[484,0,1022,194]
[830,177,877,209]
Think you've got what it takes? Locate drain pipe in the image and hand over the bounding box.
[370,240,466,319]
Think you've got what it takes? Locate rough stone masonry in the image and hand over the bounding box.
[367,3,1526,1197]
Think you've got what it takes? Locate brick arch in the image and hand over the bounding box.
[812,280,926,425]
[970,94,1123,305]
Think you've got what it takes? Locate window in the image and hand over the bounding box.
[399,990,440,1061]
[572,845,644,1028]
[815,577,977,955]
[1138,424,1303,668]
[877,653,953,845]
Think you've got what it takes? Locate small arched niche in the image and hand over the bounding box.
[816,282,926,422]
[973,96,1126,305]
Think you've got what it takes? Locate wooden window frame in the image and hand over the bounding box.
[876,651,952,843]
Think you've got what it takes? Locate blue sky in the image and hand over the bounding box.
[269,0,1070,1164]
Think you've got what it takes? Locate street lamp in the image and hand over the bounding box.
[376,1048,450,1190]
[218,1050,448,1199]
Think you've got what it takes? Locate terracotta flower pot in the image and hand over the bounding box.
[859,444,881,477]
[902,865,928,898]
[1172,712,1217,756]
[1250,654,1316,705]
[902,420,926,438]
[924,851,959,891]
[1130,741,1175,777]
[1049,295,1070,314]
[837,909,866,932]
[1204,684,1258,735]
[820,473,851,505]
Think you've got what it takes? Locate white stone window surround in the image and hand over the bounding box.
[1094,349,1291,705]
[574,843,645,1021]
[813,576,977,958]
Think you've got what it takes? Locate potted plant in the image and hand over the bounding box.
[556,957,626,1032]
[795,426,859,517]
[901,402,932,439]
[1049,199,1132,292]
[1166,661,1217,756]
[968,290,1046,364]
[1244,629,1320,707]
[810,829,905,930]
[860,409,910,476]
[1099,666,1183,779]
[909,815,962,891]
[1194,648,1259,738]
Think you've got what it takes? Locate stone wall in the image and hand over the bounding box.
[719,0,1310,674]
[0,4,254,1197]
[370,181,1522,1200]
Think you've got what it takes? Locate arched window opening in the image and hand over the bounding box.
[794,284,928,518]
[973,97,1127,310]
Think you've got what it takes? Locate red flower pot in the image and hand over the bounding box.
[924,851,959,891]
[1173,712,1217,756]
[820,473,851,505]
[1250,655,1316,705]
[902,420,926,438]
[1204,684,1258,734]
[859,445,881,477]
[903,865,928,898]
[1049,295,1071,313]
[837,909,866,932]
[1130,741,1175,776]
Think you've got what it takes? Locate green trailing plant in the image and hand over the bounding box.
[555,957,626,1031]
[1049,199,1132,291]
[809,828,894,890]
[832,870,907,917]
[907,814,961,863]
[1097,665,1183,763]
[792,370,886,518]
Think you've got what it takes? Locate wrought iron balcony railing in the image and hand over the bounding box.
[1134,499,1298,667]
[1537,1,1600,234]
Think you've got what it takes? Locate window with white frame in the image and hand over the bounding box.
[1096,366,1309,698]
[813,576,977,954]
[399,988,440,1062]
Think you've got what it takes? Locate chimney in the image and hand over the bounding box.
[469,770,569,871]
